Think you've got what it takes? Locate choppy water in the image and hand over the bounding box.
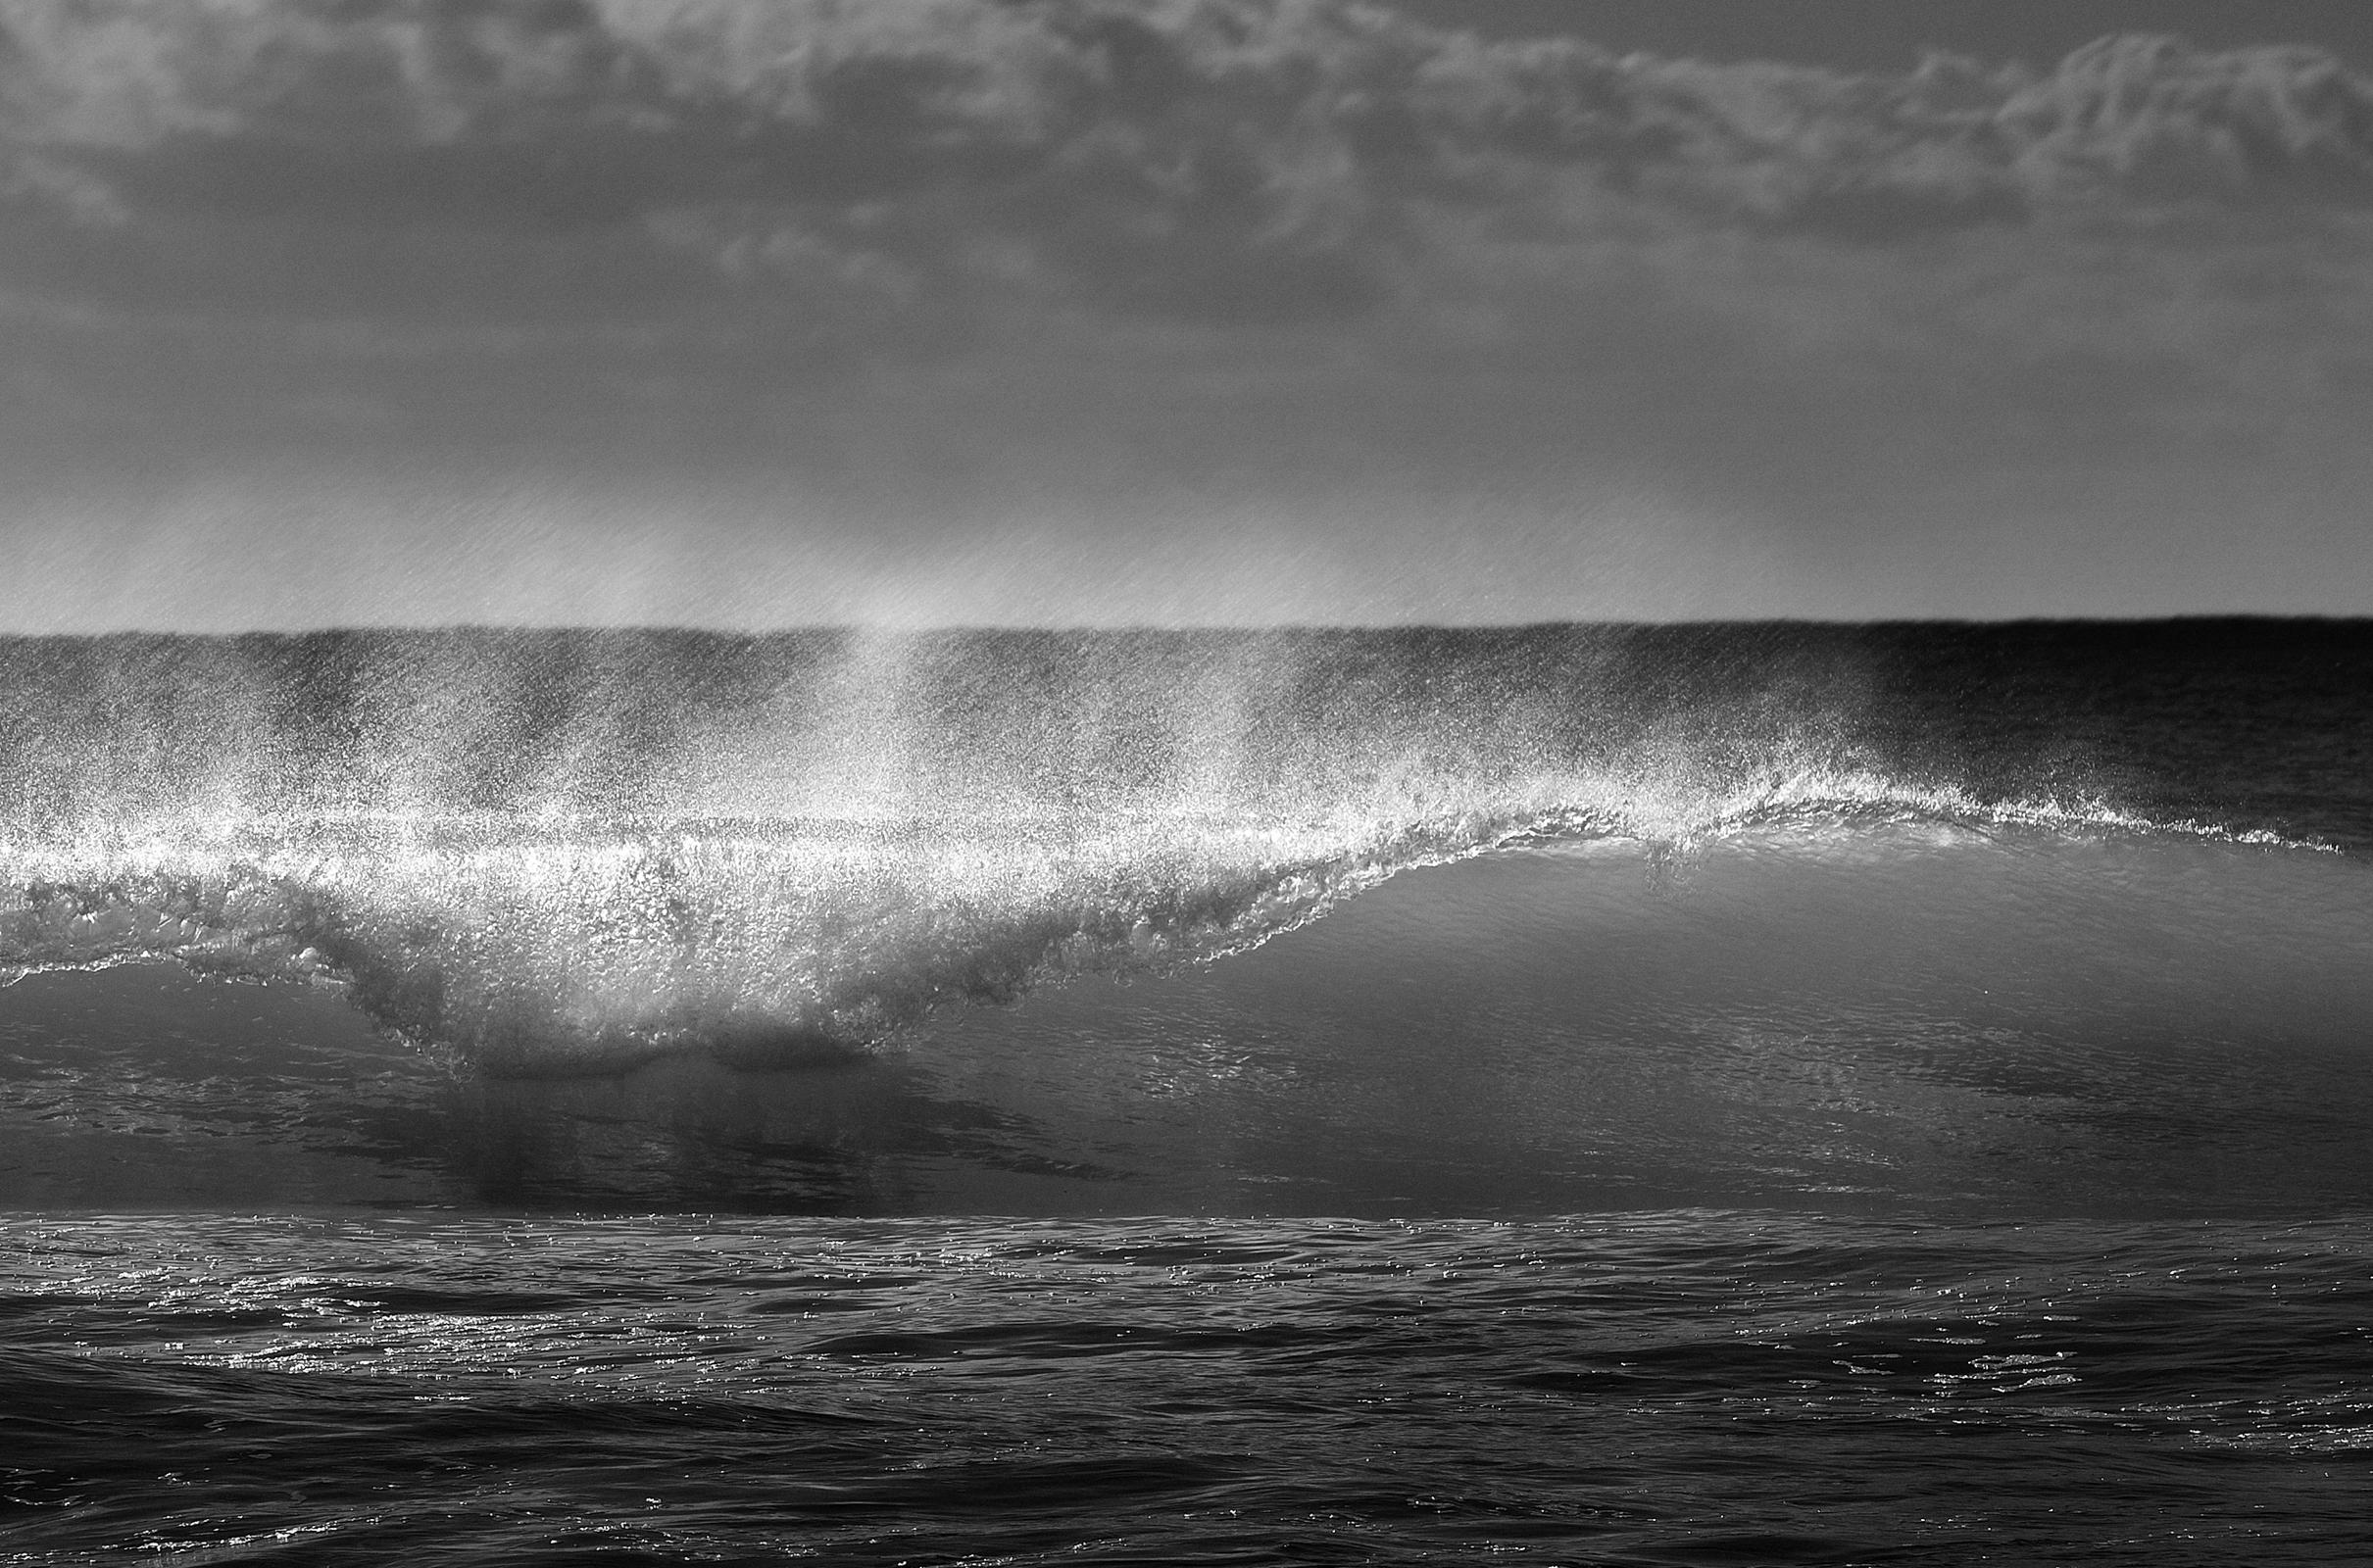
[10,1212,2372,1566]
[4,621,2371,1562]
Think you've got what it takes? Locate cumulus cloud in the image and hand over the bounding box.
[2,0,2371,547]
[2,0,2370,332]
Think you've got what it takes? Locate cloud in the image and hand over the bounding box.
[2,0,2371,580]
[2,0,2369,329]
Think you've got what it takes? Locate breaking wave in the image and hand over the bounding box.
[0,778,2310,1075]
[0,624,2352,1071]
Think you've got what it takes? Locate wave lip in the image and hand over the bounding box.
[0,762,2332,1074]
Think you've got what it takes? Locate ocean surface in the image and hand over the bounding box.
[4,620,2370,1564]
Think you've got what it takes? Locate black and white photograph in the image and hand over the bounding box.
[3,1,2371,1562]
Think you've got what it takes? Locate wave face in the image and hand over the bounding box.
[1,622,2367,1072]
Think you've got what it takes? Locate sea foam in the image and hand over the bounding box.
[0,625,2343,1069]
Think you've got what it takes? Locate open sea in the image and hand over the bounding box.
[3,620,2370,1565]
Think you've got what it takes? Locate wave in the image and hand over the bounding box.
[0,623,2360,1071]
[0,768,2325,1074]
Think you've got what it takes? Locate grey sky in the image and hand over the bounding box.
[1389,1,2373,73]
[2,0,2369,626]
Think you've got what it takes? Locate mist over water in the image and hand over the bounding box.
[4,621,2361,1080]
[5,623,1891,1072]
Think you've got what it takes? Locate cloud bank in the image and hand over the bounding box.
[2,1,2370,624]
[4,0,2369,333]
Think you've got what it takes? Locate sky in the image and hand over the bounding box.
[2,0,2371,627]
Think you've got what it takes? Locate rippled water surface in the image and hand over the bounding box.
[8,1211,2372,1566]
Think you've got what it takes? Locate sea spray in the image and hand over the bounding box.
[0,623,2359,1069]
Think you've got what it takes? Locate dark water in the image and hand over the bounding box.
[10,1212,2371,1566]
[4,621,2371,1563]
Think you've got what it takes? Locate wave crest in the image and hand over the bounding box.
[0,767,2319,1073]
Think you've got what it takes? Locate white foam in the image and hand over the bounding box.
[0,761,2332,1071]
